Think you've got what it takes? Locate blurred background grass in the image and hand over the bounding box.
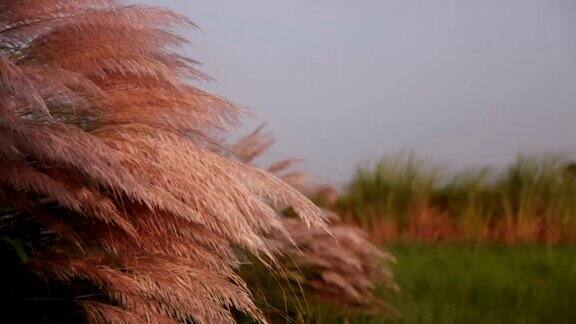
[333,154,576,244]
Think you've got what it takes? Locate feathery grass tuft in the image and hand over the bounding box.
[0,1,325,322]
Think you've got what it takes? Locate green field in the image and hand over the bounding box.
[376,245,576,324]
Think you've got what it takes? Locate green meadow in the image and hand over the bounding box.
[349,244,576,324]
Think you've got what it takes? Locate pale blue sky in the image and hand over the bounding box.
[150,0,576,183]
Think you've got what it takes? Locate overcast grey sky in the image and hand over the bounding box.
[151,0,576,183]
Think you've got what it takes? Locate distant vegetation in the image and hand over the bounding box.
[332,154,576,245]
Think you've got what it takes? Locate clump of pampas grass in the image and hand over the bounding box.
[0,1,325,323]
[231,126,397,321]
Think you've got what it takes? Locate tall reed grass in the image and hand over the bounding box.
[335,154,576,244]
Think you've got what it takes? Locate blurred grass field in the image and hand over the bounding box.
[376,244,576,324]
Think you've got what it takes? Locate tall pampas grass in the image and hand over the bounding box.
[0,1,325,323]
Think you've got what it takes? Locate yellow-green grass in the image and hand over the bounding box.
[349,244,576,324]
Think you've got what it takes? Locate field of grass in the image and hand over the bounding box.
[372,244,576,324]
